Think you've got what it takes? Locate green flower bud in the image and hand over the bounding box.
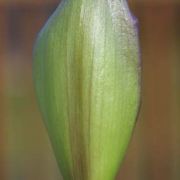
[33,0,141,180]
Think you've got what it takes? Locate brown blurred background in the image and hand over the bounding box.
[0,0,179,179]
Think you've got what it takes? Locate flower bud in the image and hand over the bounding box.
[33,0,140,179]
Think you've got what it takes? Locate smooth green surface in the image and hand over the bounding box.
[33,0,140,179]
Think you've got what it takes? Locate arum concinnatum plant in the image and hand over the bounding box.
[33,0,140,179]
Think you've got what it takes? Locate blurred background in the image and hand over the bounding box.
[0,0,179,179]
